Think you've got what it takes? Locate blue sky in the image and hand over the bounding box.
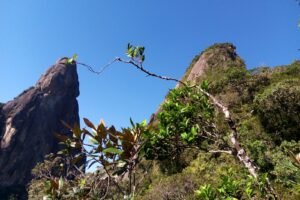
[0,0,299,129]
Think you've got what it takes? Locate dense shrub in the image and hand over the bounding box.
[254,80,300,141]
[143,85,217,172]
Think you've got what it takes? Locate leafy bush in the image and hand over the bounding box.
[194,169,274,200]
[143,85,217,170]
[254,80,300,141]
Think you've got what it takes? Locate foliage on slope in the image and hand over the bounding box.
[136,45,300,199]
[28,44,300,200]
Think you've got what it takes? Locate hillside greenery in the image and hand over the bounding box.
[28,44,300,200]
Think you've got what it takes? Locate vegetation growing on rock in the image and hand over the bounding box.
[28,43,300,200]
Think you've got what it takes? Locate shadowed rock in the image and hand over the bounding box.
[0,58,80,198]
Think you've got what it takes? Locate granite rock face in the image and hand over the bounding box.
[0,58,80,192]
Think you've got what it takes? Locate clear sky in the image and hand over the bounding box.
[0,0,299,129]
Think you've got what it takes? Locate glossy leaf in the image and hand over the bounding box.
[103,147,123,155]
[83,118,96,130]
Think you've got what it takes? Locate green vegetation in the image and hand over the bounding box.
[28,44,300,199]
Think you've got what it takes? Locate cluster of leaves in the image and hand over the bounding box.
[143,85,219,169]
[268,141,300,187]
[66,54,78,65]
[195,169,271,200]
[247,140,273,172]
[30,118,149,199]
[59,118,147,174]
[127,43,145,63]
[254,80,300,141]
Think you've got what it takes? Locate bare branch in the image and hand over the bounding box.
[76,57,187,86]
[77,58,119,75]
[115,58,187,86]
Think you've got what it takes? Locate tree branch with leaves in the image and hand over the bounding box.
[61,43,280,199]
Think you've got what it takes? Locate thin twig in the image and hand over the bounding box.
[76,57,187,86]
[116,58,187,86]
[77,58,119,75]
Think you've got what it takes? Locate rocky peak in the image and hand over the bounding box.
[182,43,245,83]
[0,59,80,198]
[36,58,79,96]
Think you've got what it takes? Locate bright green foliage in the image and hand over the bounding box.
[194,170,272,200]
[217,172,240,198]
[143,85,216,163]
[67,54,78,65]
[127,43,145,63]
[195,184,216,200]
[134,46,300,199]
[269,141,300,187]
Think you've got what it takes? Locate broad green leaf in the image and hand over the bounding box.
[103,147,123,155]
[191,126,198,136]
[181,132,188,140]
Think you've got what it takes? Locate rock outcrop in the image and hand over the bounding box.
[0,58,80,197]
[181,43,245,83]
[151,43,245,124]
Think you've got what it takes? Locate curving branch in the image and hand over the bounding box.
[77,57,187,86]
[76,57,278,199]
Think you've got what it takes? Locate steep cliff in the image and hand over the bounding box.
[0,58,80,197]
